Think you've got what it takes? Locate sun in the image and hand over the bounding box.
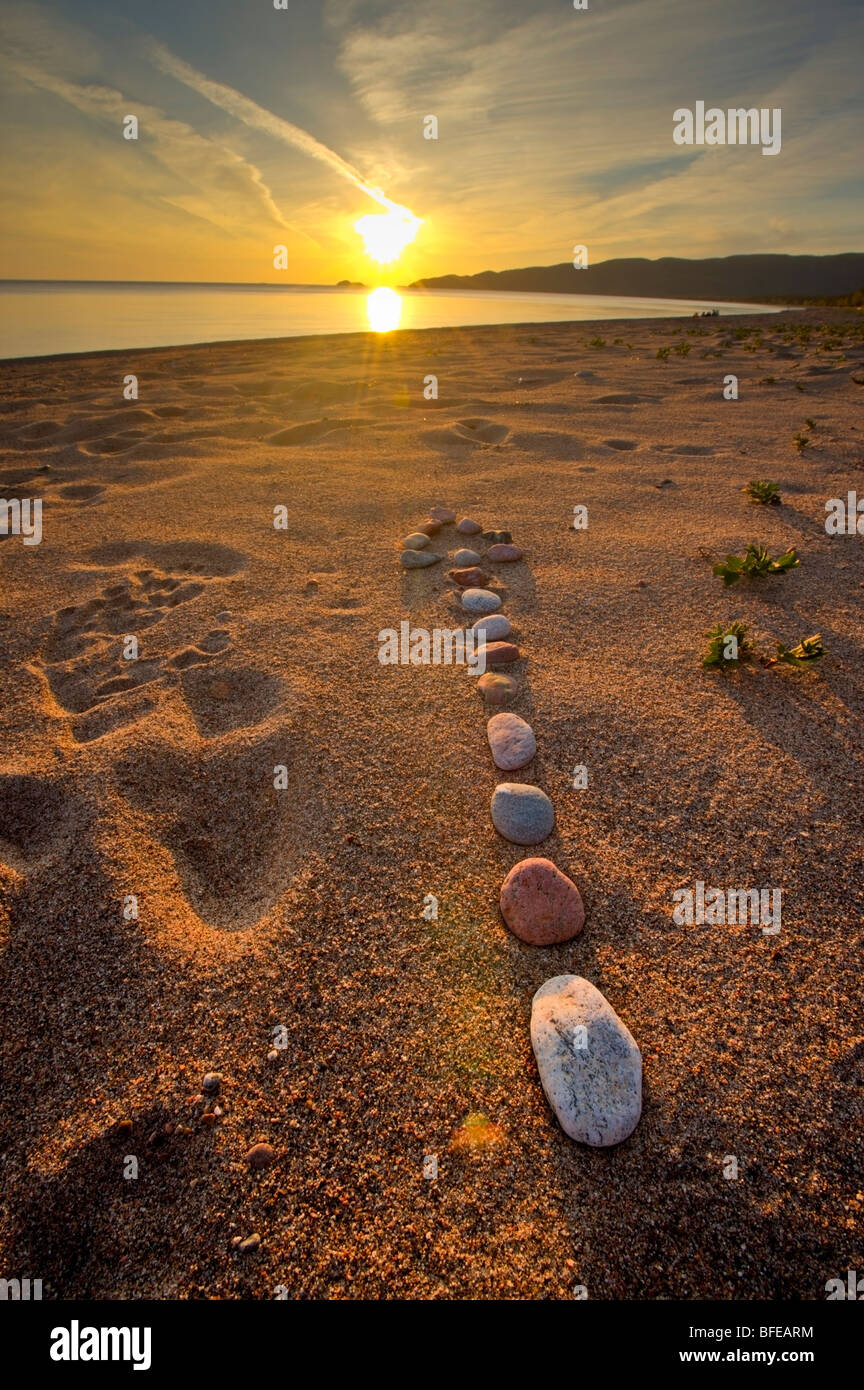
[354,205,421,264]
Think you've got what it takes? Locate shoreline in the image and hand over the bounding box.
[0,304,819,368]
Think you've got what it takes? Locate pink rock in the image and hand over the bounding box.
[416,519,441,536]
[456,518,483,534]
[476,673,518,704]
[478,640,520,665]
[429,506,456,523]
[487,543,523,562]
[500,858,585,945]
[449,566,490,588]
[487,712,536,770]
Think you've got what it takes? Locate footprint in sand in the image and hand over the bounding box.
[78,434,147,456]
[299,571,369,623]
[269,418,363,445]
[421,418,511,449]
[58,483,106,502]
[0,772,68,875]
[594,393,658,406]
[166,628,233,671]
[452,418,510,445]
[179,664,286,737]
[119,724,316,930]
[37,550,244,738]
[602,438,639,451]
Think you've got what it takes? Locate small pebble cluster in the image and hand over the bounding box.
[400,507,642,1148]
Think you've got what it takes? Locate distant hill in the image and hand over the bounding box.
[407,254,864,302]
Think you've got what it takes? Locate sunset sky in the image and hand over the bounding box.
[0,0,860,285]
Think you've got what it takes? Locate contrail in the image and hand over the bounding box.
[148,40,403,216]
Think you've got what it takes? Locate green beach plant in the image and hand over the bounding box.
[713,544,799,585]
[702,622,754,670]
[743,479,782,505]
[775,634,826,667]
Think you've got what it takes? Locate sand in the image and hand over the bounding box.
[0,308,862,1300]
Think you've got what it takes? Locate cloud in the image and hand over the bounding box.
[147,40,412,219]
[0,22,296,239]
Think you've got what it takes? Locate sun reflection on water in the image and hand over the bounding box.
[366,286,402,332]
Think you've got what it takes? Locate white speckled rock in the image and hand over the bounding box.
[402,532,430,550]
[490,782,553,844]
[472,614,511,641]
[487,712,536,770]
[452,548,482,567]
[461,588,501,614]
[401,549,442,569]
[531,976,642,1146]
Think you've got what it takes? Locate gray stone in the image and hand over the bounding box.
[452,548,482,567]
[461,587,502,614]
[401,549,442,569]
[487,712,536,770]
[490,782,554,844]
[530,976,642,1147]
[456,518,483,534]
[402,532,430,550]
[202,1072,221,1095]
[471,614,511,641]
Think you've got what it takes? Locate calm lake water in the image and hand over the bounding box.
[0,281,785,360]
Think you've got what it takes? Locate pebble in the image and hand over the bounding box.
[416,520,441,536]
[449,567,489,588]
[239,1233,261,1252]
[461,588,502,614]
[490,783,554,844]
[472,614,511,641]
[486,712,536,770]
[267,1049,280,1063]
[452,548,482,567]
[482,530,512,544]
[402,532,430,550]
[499,857,584,943]
[530,976,642,1146]
[202,1073,221,1095]
[487,543,523,562]
[456,518,483,534]
[429,506,456,522]
[478,640,520,665]
[244,1142,275,1170]
[401,550,442,569]
[477,673,518,705]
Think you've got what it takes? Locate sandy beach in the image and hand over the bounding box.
[1,308,862,1300]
